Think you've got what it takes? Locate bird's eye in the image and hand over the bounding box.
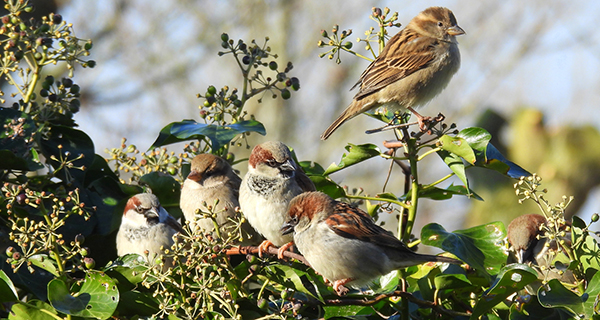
[266,159,277,167]
[437,21,443,27]
[136,206,144,213]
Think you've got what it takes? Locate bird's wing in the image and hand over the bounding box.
[325,201,407,250]
[354,30,437,101]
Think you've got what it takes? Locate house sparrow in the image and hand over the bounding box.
[507,214,575,286]
[507,214,548,264]
[116,193,183,266]
[180,154,260,245]
[281,191,461,295]
[239,141,316,258]
[321,7,464,140]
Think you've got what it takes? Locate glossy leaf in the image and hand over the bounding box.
[28,255,59,277]
[458,127,531,178]
[417,184,483,201]
[583,270,600,316]
[571,219,600,273]
[0,270,18,303]
[299,161,345,199]
[438,135,476,164]
[434,273,473,291]
[471,264,538,318]
[323,305,374,319]
[8,300,58,320]
[263,263,326,302]
[323,143,381,175]
[48,271,119,319]
[421,222,507,277]
[150,119,266,151]
[104,254,149,290]
[538,279,585,317]
[437,150,469,190]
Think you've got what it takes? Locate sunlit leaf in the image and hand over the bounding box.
[8,299,58,320]
[417,184,483,201]
[438,135,476,164]
[48,271,119,319]
[150,119,266,151]
[324,143,381,175]
[422,222,507,278]
[0,270,18,303]
[437,150,469,190]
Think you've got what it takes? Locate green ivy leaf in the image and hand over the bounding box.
[434,273,473,291]
[458,127,531,178]
[0,107,42,171]
[299,161,345,199]
[421,222,507,278]
[438,135,476,164]
[571,219,600,274]
[104,254,148,291]
[437,150,469,191]
[263,263,326,302]
[8,299,58,320]
[322,305,374,319]
[537,279,586,317]
[323,143,381,175]
[0,270,18,303]
[28,255,59,277]
[417,184,483,201]
[471,264,538,318]
[48,271,119,319]
[150,119,266,151]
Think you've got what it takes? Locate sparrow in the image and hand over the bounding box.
[180,153,260,245]
[281,191,461,295]
[507,214,549,264]
[321,7,465,140]
[116,193,183,266]
[239,141,316,258]
[507,214,575,286]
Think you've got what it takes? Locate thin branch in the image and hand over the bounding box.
[323,291,471,318]
[225,245,311,267]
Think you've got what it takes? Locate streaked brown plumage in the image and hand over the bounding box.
[321,7,464,140]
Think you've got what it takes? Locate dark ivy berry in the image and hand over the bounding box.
[281,88,291,100]
[40,89,48,97]
[84,42,93,50]
[69,100,81,113]
[242,55,250,65]
[52,14,62,25]
[268,61,277,70]
[86,60,96,68]
[44,75,54,85]
[70,85,80,94]
[39,24,49,33]
[48,94,58,102]
[238,42,247,52]
[290,77,300,91]
[62,78,73,87]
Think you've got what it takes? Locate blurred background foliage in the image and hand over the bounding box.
[25,0,600,237]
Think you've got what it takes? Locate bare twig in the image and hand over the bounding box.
[225,245,311,267]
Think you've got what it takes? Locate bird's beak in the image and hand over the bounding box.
[280,220,296,235]
[144,208,159,219]
[516,249,525,264]
[186,170,202,182]
[280,160,295,172]
[447,25,465,36]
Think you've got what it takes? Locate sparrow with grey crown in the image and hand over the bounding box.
[321,6,464,140]
[239,141,315,258]
[281,191,461,295]
[116,193,183,266]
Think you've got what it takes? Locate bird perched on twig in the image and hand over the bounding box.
[321,6,464,140]
[116,193,183,267]
[281,191,461,295]
[239,141,315,259]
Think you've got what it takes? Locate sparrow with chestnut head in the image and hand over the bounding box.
[117,193,183,267]
[239,141,315,258]
[281,191,461,295]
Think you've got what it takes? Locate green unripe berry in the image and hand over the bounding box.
[39,24,49,33]
[592,213,599,223]
[80,247,89,257]
[86,60,96,68]
[281,88,291,100]
[221,33,229,42]
[343,41,353,49]
[269,61,277,70]
[84,42,93,50]
[40,89,49,97]
[5,247,14,258]
[45,75,54,85]
[207,85,217,95]
[257,298,268,309]
[83,257,95,269]
[281,290,290,300]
